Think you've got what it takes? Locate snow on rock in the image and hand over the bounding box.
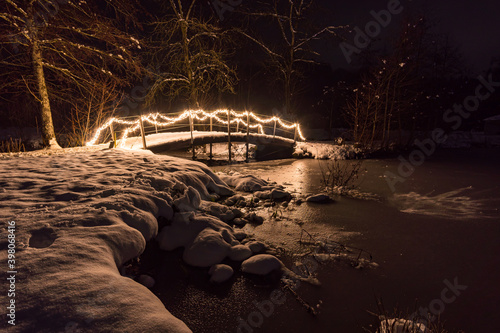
[219,174,272,192]
[232,218,247,227]
[229,245,253,261]
[138,274,156,289]
[246,241,267,253]
[244,212,265,224]
[254,190,271,199]
[270,188,291,200]
[0,148,244,332]
[224,194,246,206]
[378,317,427,333]
[306,194,332,203]
[241,254,283,275]
[208,264,234,283]
[199,200,239,222]
[173,185,202,211]
[183,228,232,267]
[156,212,232,251]
[233,231,248,241]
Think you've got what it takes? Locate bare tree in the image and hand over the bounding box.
[0,0,144,147]
[343,16,446,150]
[239,0,343,115]
[147,0,237,109]
[64,79,121,147]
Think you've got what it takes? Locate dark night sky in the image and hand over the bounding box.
[320,0,500,73]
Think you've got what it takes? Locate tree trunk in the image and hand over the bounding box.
[29,14,60,148]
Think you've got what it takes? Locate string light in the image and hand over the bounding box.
[86,109,306,147]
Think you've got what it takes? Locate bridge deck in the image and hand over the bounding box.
[120,131,295,152]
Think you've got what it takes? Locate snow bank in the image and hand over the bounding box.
[439,131,500,148]
[0,148,241,332]
[294,142,362,160]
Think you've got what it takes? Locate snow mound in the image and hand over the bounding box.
[0,148,242,332]
[208,264,234,283]
[219,174,272,192]
[241,254,283,275]
[294,142,361,160]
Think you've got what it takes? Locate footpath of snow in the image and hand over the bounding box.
[294,141,362,160]
[0,147,295,332]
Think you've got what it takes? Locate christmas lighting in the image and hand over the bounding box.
[86,109,306,147]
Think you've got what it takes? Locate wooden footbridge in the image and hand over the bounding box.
[87,110,306,162]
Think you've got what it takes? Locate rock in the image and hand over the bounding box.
[220,175,269,192]
[245,212,264,225]
[234,231,247,241]
[183,229,231,267]
[137,274,155,289]
[295,198,303,205]
[241,254,282,275]
[220,229,233,243]
[231,208,243,218]
[246,241,266,253]
[229,245,253,261]
[209,264,234,283]
[254,191,271,199]
[305,194,331,203]
[232,218,247,227]
[199,201,235,222]
[225,195,245,206]
[270,189,291,200]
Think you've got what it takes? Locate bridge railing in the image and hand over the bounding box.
[86,109,306,149]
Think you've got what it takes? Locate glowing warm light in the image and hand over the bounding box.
[86,109,306,147]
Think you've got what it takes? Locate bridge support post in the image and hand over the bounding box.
[190,112,195,160]
[227,111,231,163]
[209,117,213,161]
[273,119,277,139]
[110,122,116,148]
[139,116,147,149]
[246,113,250,162]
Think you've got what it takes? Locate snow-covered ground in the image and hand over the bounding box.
[0,147,299,332]
[294,141,363,160]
